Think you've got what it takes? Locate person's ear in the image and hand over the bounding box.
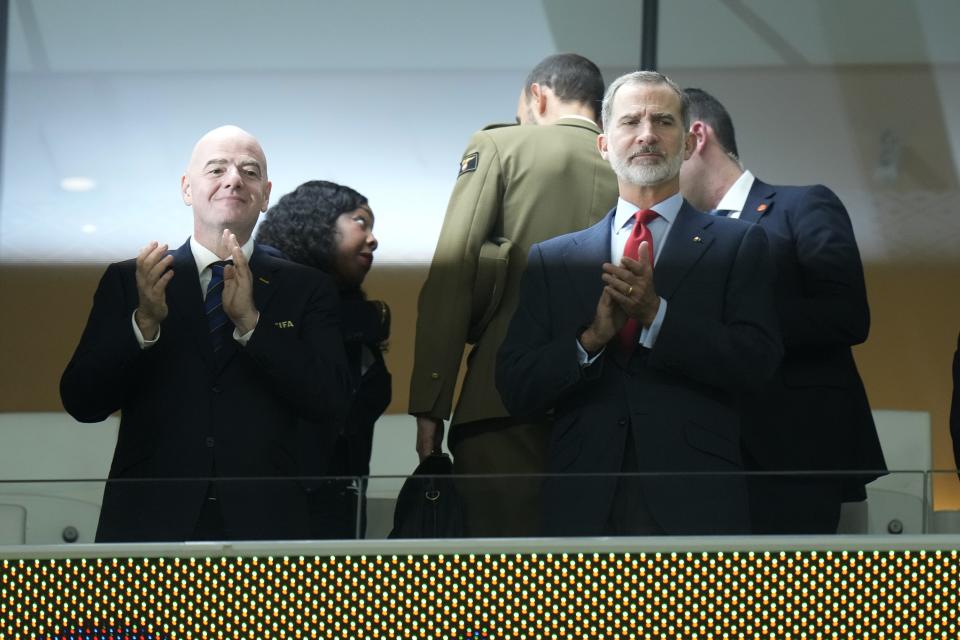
[181,174,192,205]
[261,180,272,212]
[689,121,708,154]
[683,129,695,161]
[530,83,548,117]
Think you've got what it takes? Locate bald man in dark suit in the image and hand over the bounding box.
[61,125,350,542]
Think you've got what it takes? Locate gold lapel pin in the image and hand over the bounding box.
[757,203,768,212]
[258,276,270,284]
[693,236,702,243]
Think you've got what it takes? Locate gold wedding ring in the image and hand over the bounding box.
[627,285,634,296]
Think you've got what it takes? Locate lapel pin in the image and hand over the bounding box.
[258,276,270,284]
[693,236,702,243]
[757,203,768,212]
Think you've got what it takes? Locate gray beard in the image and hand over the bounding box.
[610,148,684,187]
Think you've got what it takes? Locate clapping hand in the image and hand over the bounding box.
[134,241,174,340]
[221,229,260,335]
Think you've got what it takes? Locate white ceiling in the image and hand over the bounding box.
[3,0,959,264]
[8,0,959,73]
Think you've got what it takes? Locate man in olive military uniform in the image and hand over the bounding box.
[409,53,619,536]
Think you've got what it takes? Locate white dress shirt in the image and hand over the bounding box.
[713,169,756,220]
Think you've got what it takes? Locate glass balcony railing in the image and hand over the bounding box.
[0,469,946,546]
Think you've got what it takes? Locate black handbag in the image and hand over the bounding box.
[389,453,465,538]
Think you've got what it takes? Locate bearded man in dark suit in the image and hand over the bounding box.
[497,72,782,536]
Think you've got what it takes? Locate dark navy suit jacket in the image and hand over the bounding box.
[61,240,351,542]
[496,201,783,535]
[737,179,886,495]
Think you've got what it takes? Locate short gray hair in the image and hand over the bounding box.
[601,71,689,132]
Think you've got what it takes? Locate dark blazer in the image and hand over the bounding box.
[737,179,886,494]
[496,202,782,535]
[306,293,392,539]
[334,295,391,479]
[61,240,351,542]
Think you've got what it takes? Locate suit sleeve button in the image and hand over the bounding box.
[430,372,440,380]
[211,386,222,394]
[617,418,628,427]
[205,437,215,448]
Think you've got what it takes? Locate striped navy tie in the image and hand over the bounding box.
[205,261,233,351]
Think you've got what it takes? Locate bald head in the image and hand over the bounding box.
[181,125,272,251]
[187,125,268,178]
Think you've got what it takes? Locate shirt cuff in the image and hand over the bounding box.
[639,297,667,348]
[131,310,160,349]
[576,339,605,367]
[233,313,259,345]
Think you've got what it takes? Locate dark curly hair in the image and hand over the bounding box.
[255,180,369,272]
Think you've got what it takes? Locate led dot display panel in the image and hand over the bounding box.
[1,548,958,639]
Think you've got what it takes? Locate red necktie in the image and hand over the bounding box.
[618,208,658,351]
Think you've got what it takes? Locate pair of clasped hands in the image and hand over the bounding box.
[579,240,661,355]
[133,229,259,342]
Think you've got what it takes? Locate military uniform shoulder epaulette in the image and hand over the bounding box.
[480,122,518,131]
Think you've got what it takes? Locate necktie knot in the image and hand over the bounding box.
[208,260,231,277]
[624,209,657,263]
[635,208,658,226]
[206,261,232,295]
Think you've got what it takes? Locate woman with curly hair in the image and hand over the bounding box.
[256,180,391,538]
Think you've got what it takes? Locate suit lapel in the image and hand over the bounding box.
[250,246,281,316]
[209,245,281,372]
[740,179,775,224]
[166,239,218,372]
[654,202,714,300]
[565,209,614,320]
